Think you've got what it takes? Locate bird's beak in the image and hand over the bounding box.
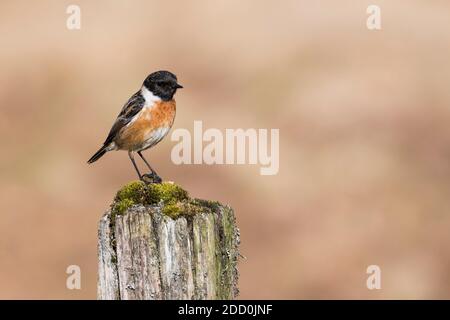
[175,83,183,89]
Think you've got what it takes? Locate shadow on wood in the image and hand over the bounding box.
[97,181,240,300]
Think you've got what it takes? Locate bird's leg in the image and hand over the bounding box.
[137,151,157,174]
[138,151,162,184]
[128,151,143,181]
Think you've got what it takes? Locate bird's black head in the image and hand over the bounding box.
[143,70,183,101]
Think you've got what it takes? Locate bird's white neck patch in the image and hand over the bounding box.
[141,86,161,106]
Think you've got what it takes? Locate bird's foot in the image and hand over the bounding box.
[141,172,162,184]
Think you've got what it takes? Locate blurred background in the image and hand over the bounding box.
[0,0,449,299]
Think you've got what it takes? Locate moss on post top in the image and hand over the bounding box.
[111,181,216,219]
[115,181,188,205]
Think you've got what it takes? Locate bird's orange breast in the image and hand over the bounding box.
[115,100,176,151]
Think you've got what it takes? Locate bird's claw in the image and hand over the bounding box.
[141,173,162,184]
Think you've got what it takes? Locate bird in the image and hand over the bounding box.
[87,70,183,183]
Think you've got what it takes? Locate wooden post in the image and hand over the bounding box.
[97,181,240,300]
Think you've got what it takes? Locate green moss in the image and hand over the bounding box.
[146,182,188,205]
[161,201,210,219]
[162,203,182,218]
[111,181,147,217]
[184,201,211,215]
[114,198,135,215]
[116,181,147,203]
[192,198,221,211]
[110,181,191,218]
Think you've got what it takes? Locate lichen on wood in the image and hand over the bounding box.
[97,181,240,300]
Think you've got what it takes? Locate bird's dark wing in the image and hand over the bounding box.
[103,91,145,146]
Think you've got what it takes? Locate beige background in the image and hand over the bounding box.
[1,0,450,299]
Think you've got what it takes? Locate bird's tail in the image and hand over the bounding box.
[87,146,107,164]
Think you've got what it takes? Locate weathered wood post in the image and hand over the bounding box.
[97,181,240,300]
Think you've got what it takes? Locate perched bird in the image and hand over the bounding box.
[87,70,183,183]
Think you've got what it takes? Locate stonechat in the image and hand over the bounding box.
[87,70,183,183]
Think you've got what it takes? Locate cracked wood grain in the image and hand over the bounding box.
[97,202,239,300]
